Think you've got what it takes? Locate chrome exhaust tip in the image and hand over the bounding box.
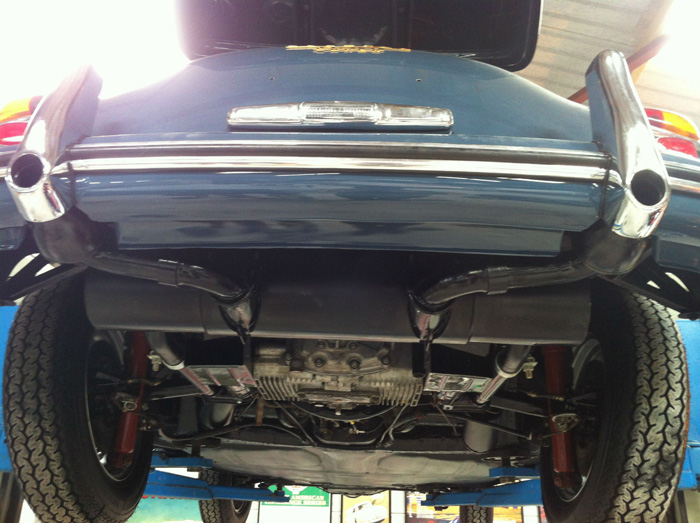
[6,152,66,222]
[5,65,102,223]
[586,49,671,239]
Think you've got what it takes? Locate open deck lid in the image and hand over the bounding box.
[177,0,542,71]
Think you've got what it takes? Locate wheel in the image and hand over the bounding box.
[199,470,252,523]
[2,278,153,523]
[459,505,493,522]
[541,286,689,523]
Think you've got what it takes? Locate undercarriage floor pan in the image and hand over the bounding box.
[198,439,503,491]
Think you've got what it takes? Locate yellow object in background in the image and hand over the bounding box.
[646,108,699,141]
[0,97,35,125]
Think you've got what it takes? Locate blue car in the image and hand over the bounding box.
[1,2,698,523]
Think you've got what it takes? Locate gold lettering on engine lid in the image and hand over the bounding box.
[286,45,410,54]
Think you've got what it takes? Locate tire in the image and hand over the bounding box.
[199,470,252,523]
[459,505,493,522]
[2,278,152,523]
[541,286,689,523]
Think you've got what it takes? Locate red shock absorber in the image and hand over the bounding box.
[111,332,150,469]
[541,345,577,488]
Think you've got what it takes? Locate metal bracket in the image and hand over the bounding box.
[143,471,290,502]
[678,448,699,490]
[423,479,543,508]
[150,454,214,470]
[489,467,540,479]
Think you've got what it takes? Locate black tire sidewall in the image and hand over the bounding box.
[459,504,493,523]
[541,285,688,523]
[4,278,152,521]
[222,499,252,523]
[199,470,252,523]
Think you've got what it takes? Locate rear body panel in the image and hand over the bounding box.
[91,48,590,139]
[0,48,605,255]
[1,49,699,268]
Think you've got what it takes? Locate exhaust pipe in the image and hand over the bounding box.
[411,50,671,340]
[145,332,214,396]
[6,153,65,223]
[3,67,255,333]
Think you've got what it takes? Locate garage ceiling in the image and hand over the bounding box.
[519,0,700,130]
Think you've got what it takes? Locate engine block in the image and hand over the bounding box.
[254,340,422,411]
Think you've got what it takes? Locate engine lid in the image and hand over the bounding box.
[176,0,542,71]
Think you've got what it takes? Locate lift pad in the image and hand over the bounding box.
[150,454,214,469]
[488,467,540,479]
[0,306,16,473]
[144,470,290,502]
[423,478,543,508]
[678,320,700,490]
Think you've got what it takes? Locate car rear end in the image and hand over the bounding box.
[1,3,699,523]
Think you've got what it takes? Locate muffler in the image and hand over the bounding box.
[85,272,591,345]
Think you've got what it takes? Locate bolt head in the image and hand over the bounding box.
[553,472,578,489]
[109,453,133,469]
[348,359,361,370]
[121,400,138,412]
[381,355,391,366]
[317,341,327,349]
[314,358,325,368]
[349,342,358,350]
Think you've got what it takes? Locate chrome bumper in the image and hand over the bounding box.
[2,51,675,240]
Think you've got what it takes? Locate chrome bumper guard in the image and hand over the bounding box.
[586,49,671,239]
[5,66,102,223]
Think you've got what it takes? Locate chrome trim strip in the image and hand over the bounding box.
[669,177,700,195]
[5,66,102,222]
[66,155,611,183]
[667,159,700,193]
[666,160,700,176]
[58,154,700,196]
[66,139,700,194]
[72,139,609,162]
[586,50,671,239]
